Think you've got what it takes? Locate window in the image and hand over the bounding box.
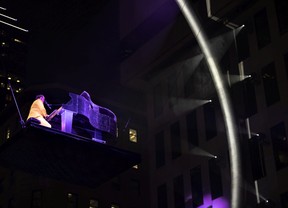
[129,128,137,143]
[209,158,223,199]
[274,0,288,35]
[242,77,258,117]
[249,136,266,180]
[6,128,11,139]
[236,27,250,61]
[270,122,288,170]
[281,191,288,208]
[254,8,271,49]
[8,197,15,208]
[261,62,280,106]
[231,76,258,118]
[170,122,181,159]
[190,166,204,207]
[231,73,259,118]
[173,175,185,208]
[153,83,164,117]
[31,190,42,208]
[157,184,168,208]
[186,110,199,148]
[111,177,121,191]
[168,73,178,108]
[283,52,288,79]
[130,179,140,195]
[204,102,217,140]
[155,131,165,168]
[89,199,99,208]
[67,193,78,208]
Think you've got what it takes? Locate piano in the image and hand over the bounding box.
[47,91,117,143]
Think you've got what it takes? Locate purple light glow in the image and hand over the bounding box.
[201,195,229,208]
[186,194,229,208]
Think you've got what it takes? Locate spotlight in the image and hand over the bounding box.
[251,132,260,137]
[209,100,212,102]
[214,155,218,159]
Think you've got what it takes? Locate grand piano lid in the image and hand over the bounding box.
[0,123,141,188]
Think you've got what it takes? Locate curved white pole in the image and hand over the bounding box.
[175,1,242,208]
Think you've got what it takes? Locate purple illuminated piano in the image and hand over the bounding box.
[48,91,117,143]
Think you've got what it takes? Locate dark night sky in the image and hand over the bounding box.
[2,0,121,95]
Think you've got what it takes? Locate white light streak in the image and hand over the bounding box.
[0,6,6,10]
[0,20,28,32]
[0,12,17,21]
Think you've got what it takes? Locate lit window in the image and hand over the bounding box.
[129,129,137,143]
[6,128,10,139]
[111,204,119,208]
[67,192,78,208]
[89,199,99,208]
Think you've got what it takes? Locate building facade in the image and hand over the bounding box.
[120,0,288,207]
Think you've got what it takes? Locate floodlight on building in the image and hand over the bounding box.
[251,132,260,137]
[227,74,251,86]
[173,98,212,115]
[190,147,218,158]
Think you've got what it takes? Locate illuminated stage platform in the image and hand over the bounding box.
[0,124,141,188]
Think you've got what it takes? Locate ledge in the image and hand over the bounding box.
[0,124,141,188]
